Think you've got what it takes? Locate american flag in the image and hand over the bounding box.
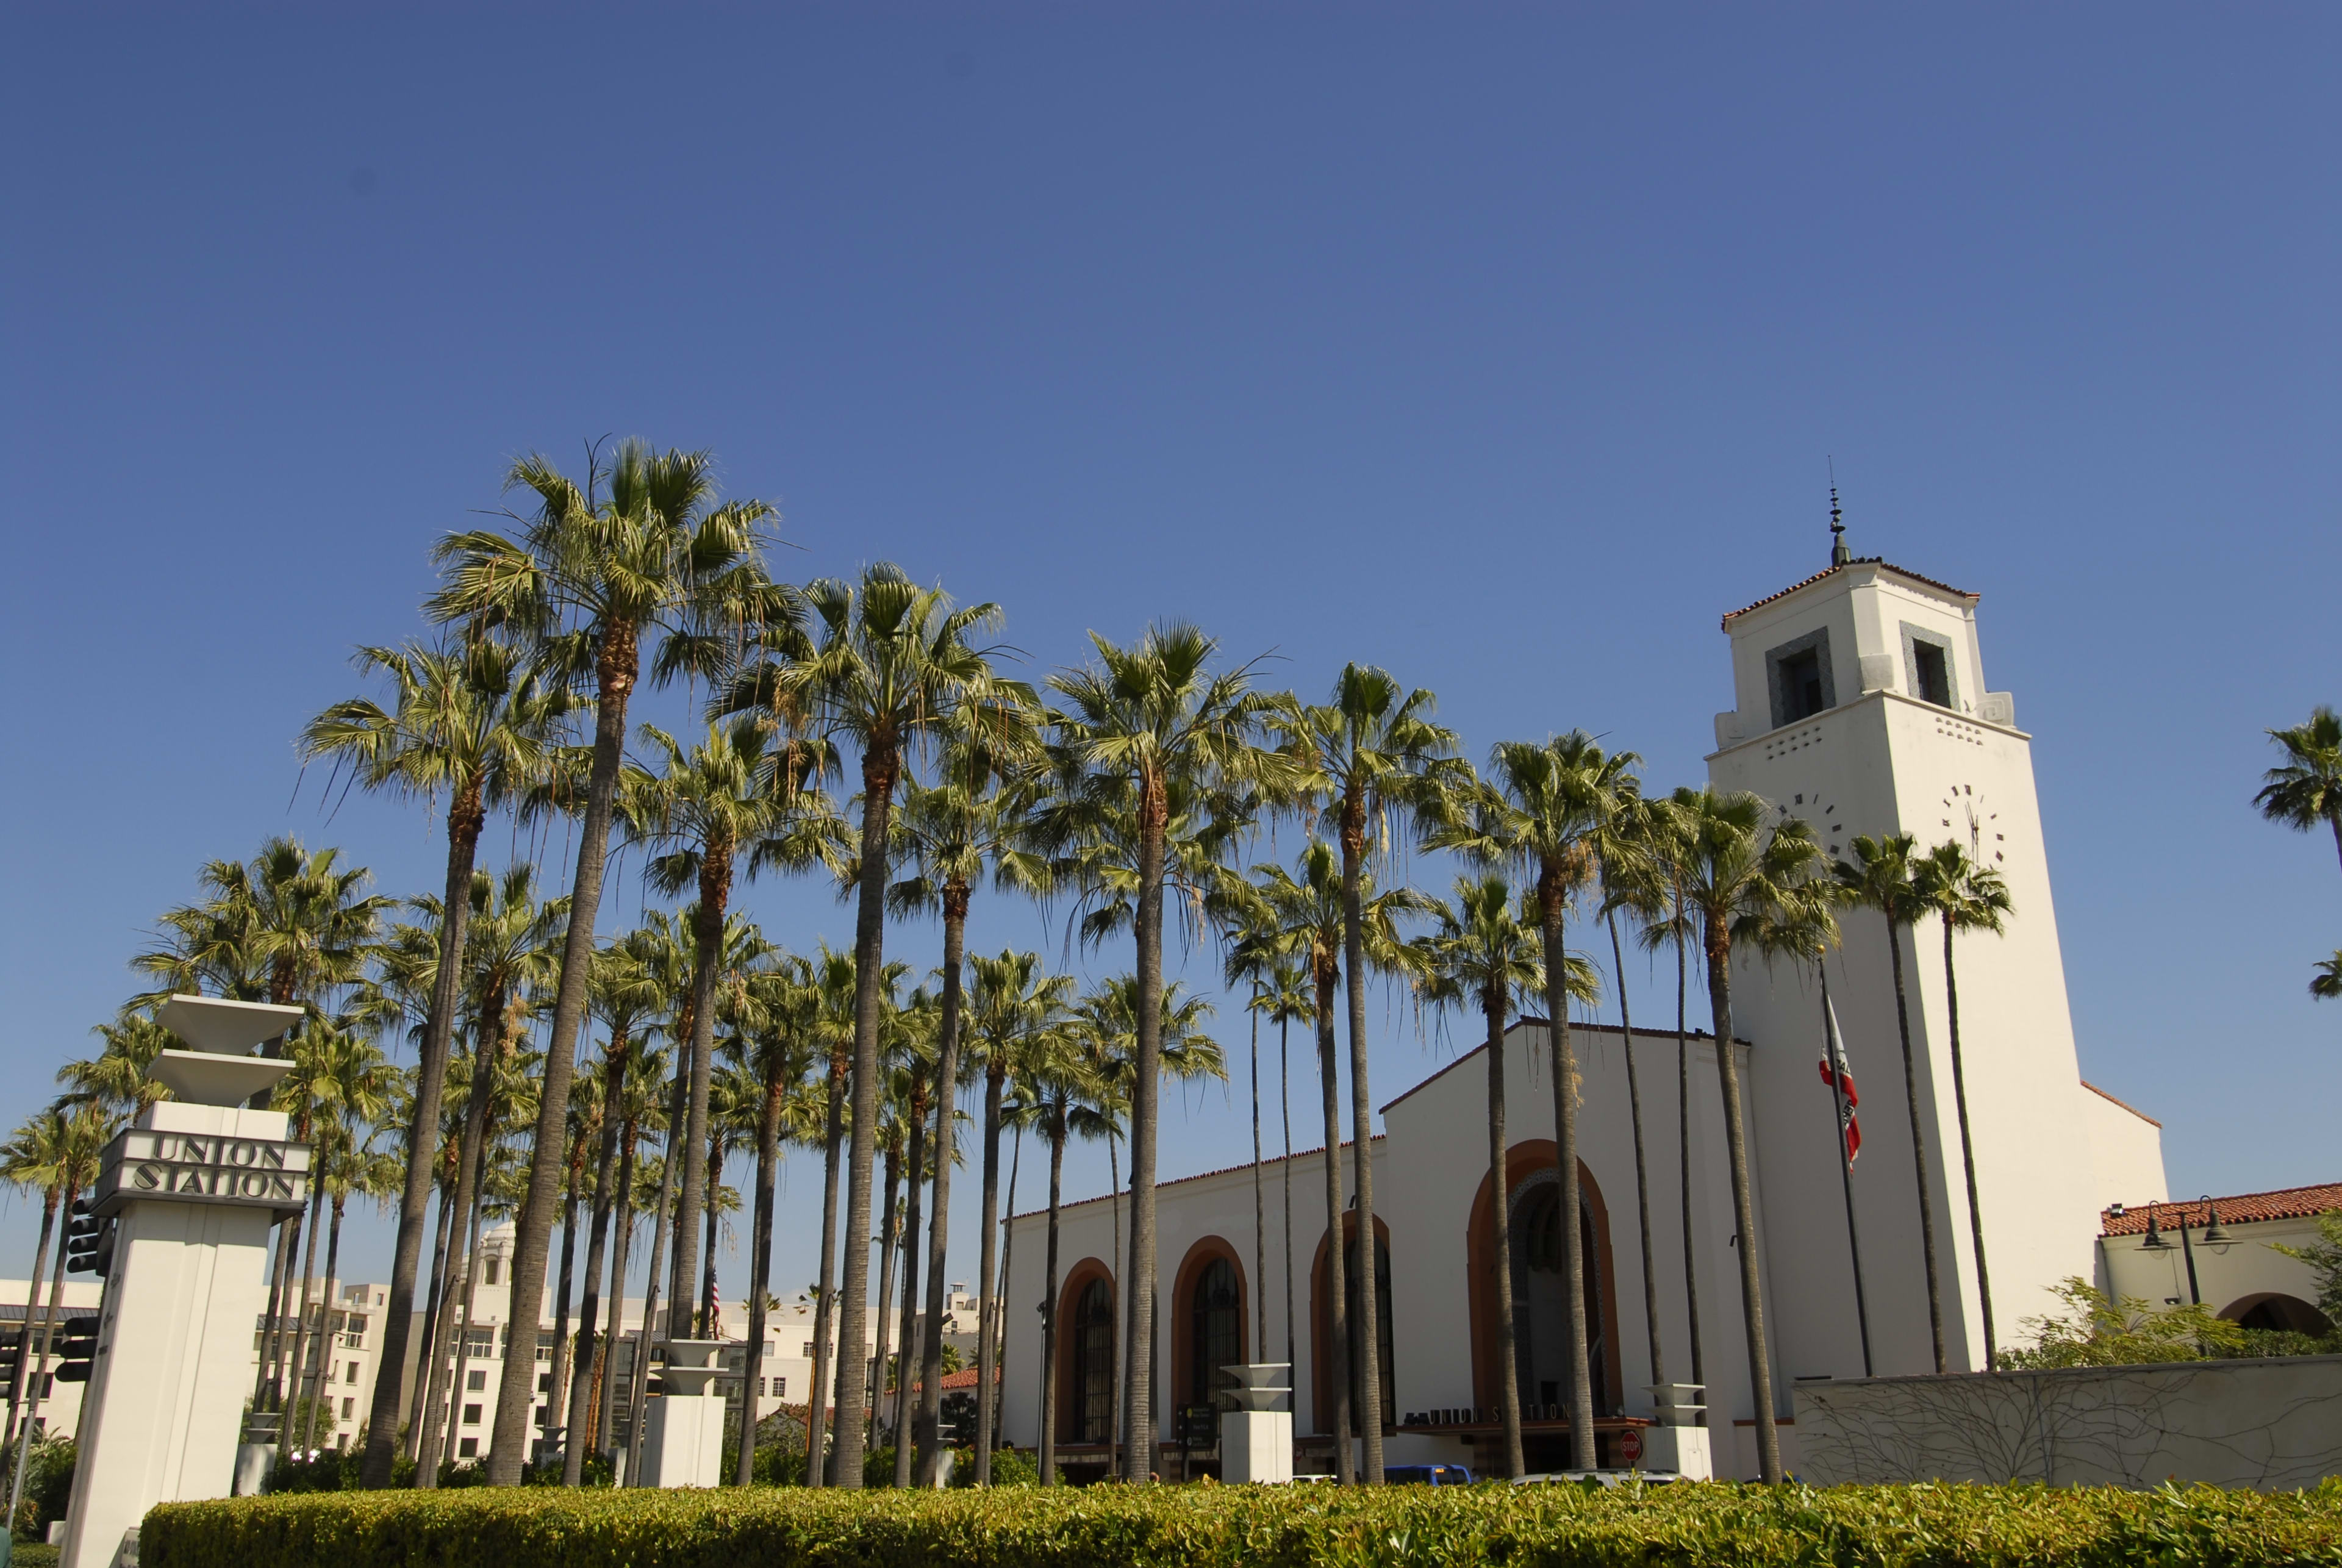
[1817,995,1861,1165]
[709,1286,726,1339]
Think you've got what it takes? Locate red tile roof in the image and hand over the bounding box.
[1720,559,1978,629]
[2102,1182,2342,1236]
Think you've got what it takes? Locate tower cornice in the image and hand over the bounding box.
[1721,557,1978,632]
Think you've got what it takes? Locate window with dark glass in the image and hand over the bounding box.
[1913,640,1951,707]
[1073,1278,1115,1445]
[1189,1257,1242,1406]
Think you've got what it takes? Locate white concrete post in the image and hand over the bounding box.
[1217,1363,1293,1484]
[636,1339,729,1488]
[59,997,309,1568]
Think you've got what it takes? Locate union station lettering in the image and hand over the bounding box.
[93,1129,312,1217]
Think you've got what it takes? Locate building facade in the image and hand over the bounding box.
[999,543,2175,1480]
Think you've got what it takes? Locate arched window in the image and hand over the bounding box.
[1189,1257,1242,1406]
[1073,1277,1115,1444]
[1345,1228,1396,1433]
[1511,1180,1606,1416]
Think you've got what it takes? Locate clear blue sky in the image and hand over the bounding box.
[3,5,2335,1305]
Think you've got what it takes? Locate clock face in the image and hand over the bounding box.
[1785,790,1849,856]
[1941,784,2006,864]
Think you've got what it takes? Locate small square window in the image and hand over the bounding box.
[485,1259,500,1286]
[467,1369,487,1392]
[347,1362,360,1383]
[803,1341,815,1357]
[342,1397,354,1418]
[459,1437,478,1458]
[537,1373,551,1392]
[776,1376,787,1398]
[462,1403,482,1425]
[534,1405,546,1428]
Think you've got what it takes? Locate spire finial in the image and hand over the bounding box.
[1828,459,1850,567]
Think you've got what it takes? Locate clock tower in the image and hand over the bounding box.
[1705,519,2149,1383]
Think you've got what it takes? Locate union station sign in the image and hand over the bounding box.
[91,1129,312,1218]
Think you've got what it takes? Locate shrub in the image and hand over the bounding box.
[10,1435,75,1541]
[145,1477,2342,1568]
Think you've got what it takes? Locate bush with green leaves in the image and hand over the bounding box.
[144,1477,2342,1568]
[8,1434,74,1542]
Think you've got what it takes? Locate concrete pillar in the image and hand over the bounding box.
[1217,1364,1293,1485]
[636,1339,728,1489]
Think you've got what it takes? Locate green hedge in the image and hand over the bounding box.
[142,1480,2342,1568]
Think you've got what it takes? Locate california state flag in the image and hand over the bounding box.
[1818,996,1861,1164]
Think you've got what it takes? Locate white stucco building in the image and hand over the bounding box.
[1000,538,2177,1480]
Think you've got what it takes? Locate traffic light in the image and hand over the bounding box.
[63,1200,114,1278]
[0,1333,21,1389]
[52,1316,100,1384]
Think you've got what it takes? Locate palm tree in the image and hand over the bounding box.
[1675,786,1831,1483]
[1222,934,1275,1375]
[303,634,575,1486]
[299,1126,403,1453]
[1268,665,1456,1483]
[57,1014,177,1120]
[1914,839,2014,1369]
[727,953,818,1483]
[1589,775,1672,1400]
[595,1039,669,1461]
[887,721,1046,1483]
[2256,705,2342,875]
[1834,831,1947,1375]
[962,950,1072,1480]
[1420,733,1613,1472]
[0,1110,76,1442]
[1034,623,1291,1480]
[135,837,389,1011]
[414,865,567,1483]
[1414,875,1592,1479]
[1234,840,1425,1478]
[7,1105,106,1458]
[433,440,786,1481]
[547,1053,608,1455]
[716,562,1008,1486]
[1026,1026,1108,1486]
[2315,953,2342,1000]
[1253,956,1313,1374]
[623,718,842,1344]
[560,936,666,1480]
[1635,795,1706,1397]
[798,941,873,1486]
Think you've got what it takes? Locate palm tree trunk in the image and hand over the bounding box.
[5,1192,57,1442]
[870,1149,901,1470]
[892,1081,928,1489]
[253,1211,299,1416]
[564,1039,631,1484]
[1281,1016,1295,1372]
[13,1180,77,1470]
[1250,1007,1267,1366]
[417,1026,501,1487]
[622,1127,681,1487]
[1941,915,1996,1369]
[1338,832,1386,1484]
[282,1188,327,1452]
[803,1043,849,1487]
[833,740,903,1488]
[1885,917,1947,1373]
[407,1181,457,1457]
[1484,988,1523,1480]
[303,1194,347,1453]
[973,1060,1006,1483]
[737,1076,785,1484]
[1122,773,1167,1484]
[440,1179,489,1472]
[363,786,483,1487]
[1312,981,1353,1484]
[671,858,731,1345]
[1539,892,1596,1473]
[1674,902,1704,1392]
[1036,1117,1065,1486]
[1606,908,1667,1393]
[699,1124,723,1334]
[1705,929,1782,1484]
[485,617,639,1485]
[548,1159,582,1458]
[1108,1140,1122,1469]
[915,890,970,1486]
[593,1131,639,1462]
[994,1123,1023,1465]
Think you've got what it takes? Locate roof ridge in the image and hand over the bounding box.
[1720,559,1979,629]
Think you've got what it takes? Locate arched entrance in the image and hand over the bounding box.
[1172,1238,1248,1411]
[2222,1292,2333,1337]
[1309,1213,1396,1435]
[1464,1142,1624,1430]
[1053,1262,1117,1446]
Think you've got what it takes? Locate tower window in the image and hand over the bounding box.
[1766,629,1836,728]
[1900,623,1961,712]
[1913,642,1950,707]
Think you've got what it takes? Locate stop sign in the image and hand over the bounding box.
[1617,1427,1644,1467]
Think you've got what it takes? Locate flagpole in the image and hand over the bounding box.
[1819,961,1874,1377]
